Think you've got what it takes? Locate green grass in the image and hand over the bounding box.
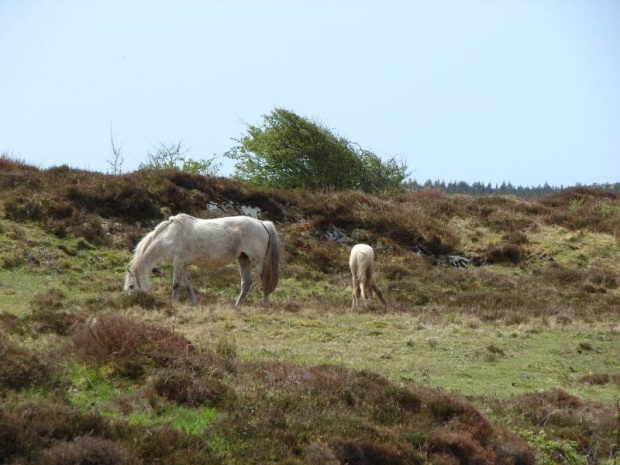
[66,362,219,434]
[66,362,137,417]
[0,220,130,314]
[129,406,218,435]
[179,308,620,403]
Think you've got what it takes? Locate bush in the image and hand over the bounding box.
[41,436,137,465]
[153,369,233,407]
[429,431,494,465]
[0,401,121,464]
[4,194,46,222]
[0,333,51,390]
[31,288,65,310]
[71,314,193,367]
[486,243,524,265]
[330,439,411,465]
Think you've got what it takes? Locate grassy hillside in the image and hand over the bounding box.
[1,158,619,464]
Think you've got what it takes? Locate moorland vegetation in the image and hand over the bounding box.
[1,154,619,464]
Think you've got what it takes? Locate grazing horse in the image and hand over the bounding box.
[349,244,387,309]
[124,214,281,306]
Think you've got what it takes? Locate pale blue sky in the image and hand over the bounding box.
[1,1,618,186]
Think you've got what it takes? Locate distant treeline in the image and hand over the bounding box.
[404,180,620,199]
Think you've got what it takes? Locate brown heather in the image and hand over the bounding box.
[0,333,52,391]
[70,313,194,366]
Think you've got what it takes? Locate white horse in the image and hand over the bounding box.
[349,244,387,309]
[124,214,281,306]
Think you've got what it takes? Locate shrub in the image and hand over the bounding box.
[429,431,494,465]
[587,267,619,289]
[486,243,524,265]
[0,402,121,464]
[330,439,411,465]
[507,389,619,460]
[538,264,584,286]
[40,436,137,465]
[67,177,161,222]
[71,314,193,367]
[31,288,65,310]
[0,333,50,390]
[580,374,620,385]
[153,369,233,407]
[29,308,84,336]
[539,188,620,233]
[114,291,170,310]
[4,194,46,222]
[0,152,38,172]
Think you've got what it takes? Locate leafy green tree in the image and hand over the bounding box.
[225,109,408,193]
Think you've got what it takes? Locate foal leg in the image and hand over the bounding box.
[351,276,360,309]
[363,280,373,304]
[182,266,197,306]
[235,254,252,307]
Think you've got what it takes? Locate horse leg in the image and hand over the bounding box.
[235,254,252,307]
[183,266,197,306]
[255,261,270,306]
[171,260,183,302]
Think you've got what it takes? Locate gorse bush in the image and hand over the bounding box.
[225,108,409,193]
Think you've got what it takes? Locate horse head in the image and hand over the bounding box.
[124,267,141,293]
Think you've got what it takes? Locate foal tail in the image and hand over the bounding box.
[261,221,281,295]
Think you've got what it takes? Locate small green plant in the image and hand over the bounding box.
[139,140,221,176]
[106,125,124,175]
[595,200,617,219]
[521,430,586,465]
[569,198,585,213]
[216,335,237,361]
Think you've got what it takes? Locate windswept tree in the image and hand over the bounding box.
[225,109,408,193]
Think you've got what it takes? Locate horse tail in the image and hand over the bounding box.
[260,221,281,295]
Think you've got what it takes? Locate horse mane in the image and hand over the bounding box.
[129,215,185,270]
